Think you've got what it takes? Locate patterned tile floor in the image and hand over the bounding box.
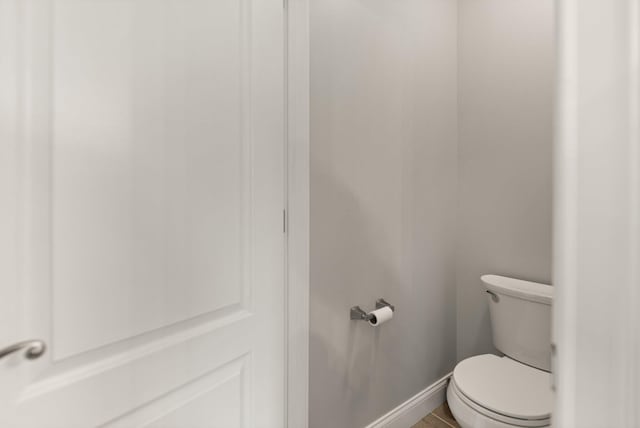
[411,402,461,428]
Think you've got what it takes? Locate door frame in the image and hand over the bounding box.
[285,0,309,427]
[553,0,640,426]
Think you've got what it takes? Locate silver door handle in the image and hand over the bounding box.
[0,340,46,361]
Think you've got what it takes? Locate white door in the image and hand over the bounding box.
[0,0,285,427]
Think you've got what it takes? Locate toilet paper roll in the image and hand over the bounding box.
[368,306,393,326]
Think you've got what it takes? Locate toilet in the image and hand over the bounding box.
[447,275,553,428]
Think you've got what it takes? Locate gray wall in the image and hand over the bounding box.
[310,0,554,425]
[309,0,458,427]
[456,0,555,360]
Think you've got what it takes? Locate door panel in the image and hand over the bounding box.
[0,0,285,426]
[52,0,249,359]
[100,356,248,428]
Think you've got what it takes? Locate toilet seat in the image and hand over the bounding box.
[449,354,552,427]
[449,377,549,427]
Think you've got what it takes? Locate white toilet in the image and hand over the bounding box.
[447,275,553,428]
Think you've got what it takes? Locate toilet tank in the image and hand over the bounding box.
[482,274,553,372]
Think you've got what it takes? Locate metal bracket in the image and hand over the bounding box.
[375,298,395,312]
[350,306,373,321]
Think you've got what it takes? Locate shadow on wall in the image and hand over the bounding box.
[309,169,455,428]
[309,0,459,425]
[310,168,398,428]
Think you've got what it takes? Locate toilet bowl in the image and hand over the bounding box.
[447,355,551,428]
[447,275,553,428]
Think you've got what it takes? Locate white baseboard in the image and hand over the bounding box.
[364,372,452,428]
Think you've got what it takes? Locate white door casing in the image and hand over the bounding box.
[283,0,309,426]
[0,0,286,426]
[554,0,640,426]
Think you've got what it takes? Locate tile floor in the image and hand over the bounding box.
[411,402,461,428]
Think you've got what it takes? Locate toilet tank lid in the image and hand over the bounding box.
[481,274,553,304]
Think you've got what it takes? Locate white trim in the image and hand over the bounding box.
[364,373,452,428]
[554,0,640,426]
[626,4,640,426]
[552,0,578,424]
[285,0,309,427]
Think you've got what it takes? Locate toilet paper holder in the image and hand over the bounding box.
[350,298,395,321]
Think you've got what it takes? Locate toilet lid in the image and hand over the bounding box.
[453,354,552,421]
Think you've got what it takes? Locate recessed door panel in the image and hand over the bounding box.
[100,356,247,428]
[52,0,250,360]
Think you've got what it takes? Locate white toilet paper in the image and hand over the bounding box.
[368,306,393,326]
